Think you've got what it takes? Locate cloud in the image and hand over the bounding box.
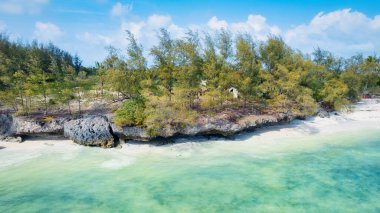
[231,15,281,40]
[76,32,113,45]
[206,15,280,40]
[34,22,63,42]
[77,14,185,49]
[110,2,132,17]
[285,9,380,56]
[75,14,186,65]
[73,9,380,65]
[75,13,281,65]
[207,16,228,30]
[0,0,49,15]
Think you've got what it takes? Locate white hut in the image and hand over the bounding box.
[228,87,239,99]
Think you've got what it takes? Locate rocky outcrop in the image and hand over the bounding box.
[317,107,330,118]
[0,114,22,143]
[1,111,302,146]
[64,116,116,148]
[12,117,66,135]
[1,114,117,147]
[0,114,13,136]
[112,125,152,141]
[111,112,297,141]
[180,113,294,136]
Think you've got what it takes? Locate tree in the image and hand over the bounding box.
[341,70,361,101]
[27,51,51,115]
[125,30,147,98]
[235,34,261,105]
[150,28,177,101]
[320,78,349,110]
[75,70,90,115]
[202,34,219,88]
[175,30,203,108]
[312,47,344,74]
[73,54,82,74]
[259,36,292,72]
[126,30,147,72]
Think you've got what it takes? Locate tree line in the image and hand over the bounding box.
[0,30,379,134]
[0,34,95,115]
[100,29,380,134]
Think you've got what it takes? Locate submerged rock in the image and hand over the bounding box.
[64,116,115,148]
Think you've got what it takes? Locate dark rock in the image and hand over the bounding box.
[0,114,21,142]
[0,114,13,136]
[64,116,115,148]
[1,136,22,143]
[317,107,330,118]
[111,125,152,141]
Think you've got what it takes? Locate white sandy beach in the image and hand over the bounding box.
[1,99,379,170]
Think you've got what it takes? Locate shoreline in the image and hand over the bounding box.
[1,99,379,151]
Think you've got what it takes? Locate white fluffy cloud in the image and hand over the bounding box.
[74,9,380,65]
[76,32,113,45]
[77,14,185,50]
[77,13,280,52]
[0,0,48,15]
[285,9,380,56]
[75,14,186,64]
[207,16,228,30]
[110,2,132,17]
[206,15,280,40]
[34,22,63,42]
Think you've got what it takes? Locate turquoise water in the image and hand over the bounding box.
[0,128,380,212]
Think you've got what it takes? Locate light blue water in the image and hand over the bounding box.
[0,128,379,212]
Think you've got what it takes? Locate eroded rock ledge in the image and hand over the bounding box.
[0,112,305,147]
[64,116,115,148]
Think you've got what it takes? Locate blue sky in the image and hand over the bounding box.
[1,0,379,66]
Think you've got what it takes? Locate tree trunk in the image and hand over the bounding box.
[68,101,71,115]
[43,92,48,115]
[78,96,81,115]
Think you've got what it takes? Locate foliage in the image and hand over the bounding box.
[0,34,90,115]
[143,87,199,136]
[1,29,380,131]
[320,78,350,110]
[114,98,146,127]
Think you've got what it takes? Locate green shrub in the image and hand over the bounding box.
[114,98,146,127]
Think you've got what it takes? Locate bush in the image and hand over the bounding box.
[114,98,146,127]
[143,90,199,136]
[320,78,350,110]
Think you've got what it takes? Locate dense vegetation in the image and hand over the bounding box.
[1,30,379,135]
[0,34,94,115]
